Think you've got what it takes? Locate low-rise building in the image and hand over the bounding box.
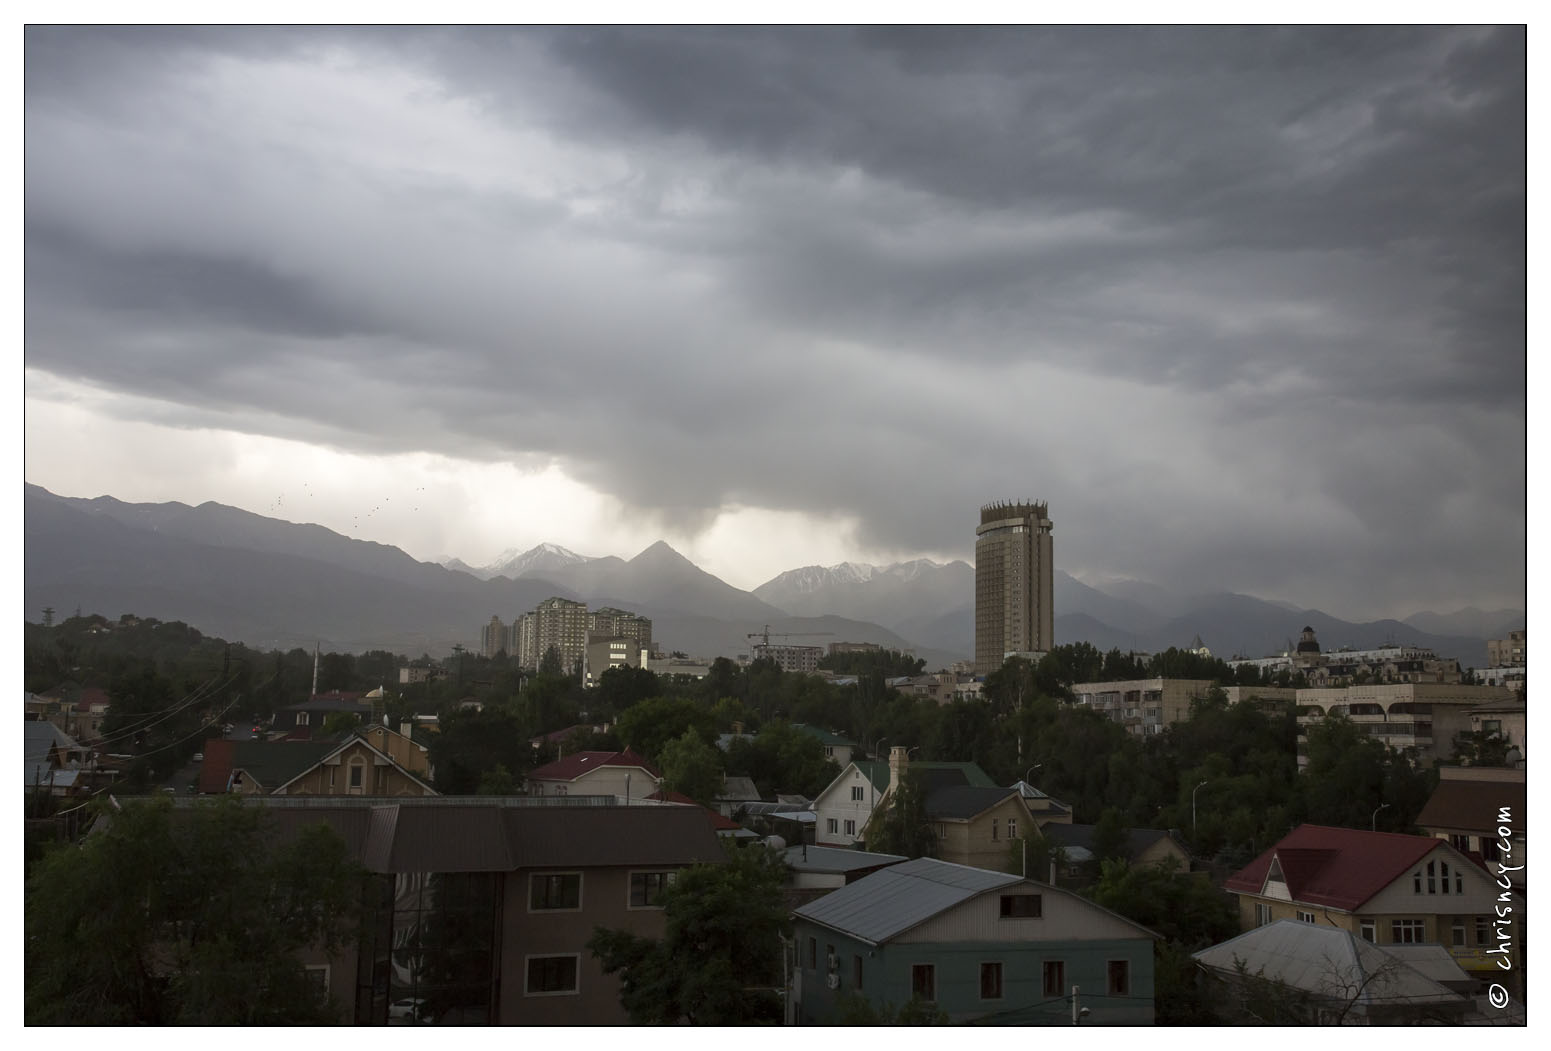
[1415,765,1526,896]
[1295,682,1516,766]
[1193,920,1473,1024]
[524,748,662,804]
[791,857,1156,1024]
[1224,824,1524,996]
[1070,678,1217,737]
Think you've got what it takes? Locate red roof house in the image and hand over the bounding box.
[525,749,662,803]
[1225,824,1523,992]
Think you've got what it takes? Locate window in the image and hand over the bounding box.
[1042,960,1065,998]
[305,965,330,995]
[1000,894,1042,918]
[1296,910,1315,924]
[1413,869,1423,894]
[851,786,864,801]
[1439,861,1450,895]
[630,871,675,908]
[1392,919,1425,943]
[911,964,936,1001]
[529,873,581,911]
[1452,919,1466,947]
[1456,870,1464,895]
[1108,959,1129,997]
[349,762,363,790]
[1476,916,1491,945]
[853,955,863,991]
[1359,920,1376,943]
[329,766,335,787]
[1427,860,1436,894]
[1483,837,1501,862]
[1254,903,1273,927]
[844,819,856,837]
[1008,818,1018,840]
[297,712,310,727]
[992,818,999,841]
[826,819,838,835]
[980,961,1003,1000]
[525,955,579,995]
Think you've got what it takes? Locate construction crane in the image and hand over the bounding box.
[746,625,835,649]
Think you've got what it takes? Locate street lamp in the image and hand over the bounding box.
[1372,802,1390,832]
[1192,780,1209,834]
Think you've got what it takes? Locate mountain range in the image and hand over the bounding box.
[24,485,1520,670]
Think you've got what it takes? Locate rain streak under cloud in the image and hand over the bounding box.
[22,26,1525,620]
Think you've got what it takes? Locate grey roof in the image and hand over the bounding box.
[783,844,907,875]
[926,784,1018,820]
[1193,921,1468,1009]
[793,856,1022,945]
[25,720,78,763]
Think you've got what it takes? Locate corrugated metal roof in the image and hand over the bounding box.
[1193,920,1467,1007]
[783,845,907,875]
[793,856,1021,945]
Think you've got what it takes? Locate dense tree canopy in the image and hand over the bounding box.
[26,796,364,1024]
[588,844,789,1024]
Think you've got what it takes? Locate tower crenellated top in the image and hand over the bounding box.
[980,500,1048,525]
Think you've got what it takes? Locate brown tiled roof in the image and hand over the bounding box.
[1416,778,1527,835]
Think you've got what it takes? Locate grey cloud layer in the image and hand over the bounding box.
[23,27,1525,617]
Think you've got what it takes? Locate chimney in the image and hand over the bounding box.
[399,722,412,739]
[889,745,909,794]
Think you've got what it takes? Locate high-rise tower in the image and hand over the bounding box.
[974,500,1053,675]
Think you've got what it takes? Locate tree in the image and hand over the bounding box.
[613,696,716,764]
[722,719,839,798]
[589,843,789,1024]
[867,769,938,859]
[538,645,565,677]
[26,796,364,1024]
[428,706,530,794]
[320,710,362,737]
[659,728,726,806]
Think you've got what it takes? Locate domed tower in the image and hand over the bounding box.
[1294,625,1322,669]
[974,500,1053,675]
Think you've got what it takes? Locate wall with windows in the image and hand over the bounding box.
[812,764,883,848]
[932,795,1038,873]
[497,864,682,1024]
[790,920,1152,1025]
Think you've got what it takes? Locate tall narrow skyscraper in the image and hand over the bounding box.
[975,500,1054,675]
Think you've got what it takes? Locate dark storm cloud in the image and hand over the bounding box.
[22,26,1525,617]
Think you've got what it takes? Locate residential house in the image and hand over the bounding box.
[910,785,1042,873]
[524,749,662,803]
[715,775,763,819]
[782,844,908,905]
[792,724,856,768]
[791,857,1156,1024]
[811,751,997,849]
[1224,824,1524,996]
[1193,919,1473,1024]
[25,720,94,796]
[272,692,375,737]
[1035,824,1191,885]
[1415,765,1526,895]
[198,739,339,794]
[216,796,728,1024]
[359,723,433,780]
[1462,698,1526,763]
[269,735,438,798]
[1010,780,1074,827]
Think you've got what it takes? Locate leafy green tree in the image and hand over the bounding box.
[659,728,726,806]
[614,696,716,764]
[591,665,661,718]
[867,769,938,859]
[1452,730,1511,767]
[1086,858,1241,1026]
[538,645,565,677]
[477,763,520,795]
[826,991,949,1025]
[429,706,530,794]
[320,710,362,737]
[722,719,839,798]
[1090,807,1131,870]
[26,796,363,1024]
[589,843,789,1024]
[816,648,926,678]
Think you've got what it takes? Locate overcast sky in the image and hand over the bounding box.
[22,26,1526,619]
